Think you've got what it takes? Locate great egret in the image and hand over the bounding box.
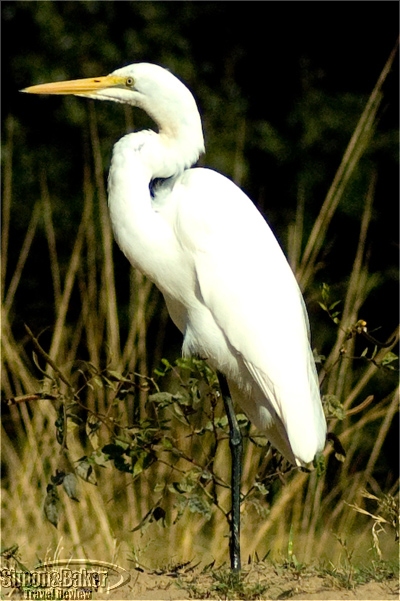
[23,63,327,570]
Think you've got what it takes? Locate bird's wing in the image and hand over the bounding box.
[169,167,326,461]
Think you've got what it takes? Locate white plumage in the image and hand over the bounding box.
[23,62,327,466]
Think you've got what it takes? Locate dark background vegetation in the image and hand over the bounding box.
[2,1,399,352]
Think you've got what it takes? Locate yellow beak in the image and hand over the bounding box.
[21,74,124,95]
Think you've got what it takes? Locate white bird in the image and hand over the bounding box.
[23,63,326,467]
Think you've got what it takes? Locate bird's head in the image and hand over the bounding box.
[22,62,205,166]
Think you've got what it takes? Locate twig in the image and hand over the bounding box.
[345,395,374,416]
[3,393,58,406]
[24,324,73,389]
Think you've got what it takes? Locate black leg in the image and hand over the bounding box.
[217,372,242,572]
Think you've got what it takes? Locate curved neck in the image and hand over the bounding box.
[117,129,202,181]
[107,133,185,292]
[135,90,205,179]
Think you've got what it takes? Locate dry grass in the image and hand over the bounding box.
[1,48,398,575]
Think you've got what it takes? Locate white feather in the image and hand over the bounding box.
[27,62,327,466]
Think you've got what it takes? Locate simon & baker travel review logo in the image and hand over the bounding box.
[0,559,130,598]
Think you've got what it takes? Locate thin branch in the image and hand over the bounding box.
[3,393,58,406]
[24,324,73,389]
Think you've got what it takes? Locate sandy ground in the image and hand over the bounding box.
[6,563,398,601]
[101,567,398,600]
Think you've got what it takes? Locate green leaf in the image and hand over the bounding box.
[62,473,79,502]
[161,437,173,450]
[168,482,183,494]
[313,348,326,364]
[236,413,249,426]
[200,470,213,482]
[44,484,61,528]
[254,481,269,495]
[75,458,97,485]
[154,358,173,376]
[91,450,109,468]
[91,375,103,389]
[132,452,146,477]
[154,482,166,492]
[323,394,345,420]
[321,283,330,303]
[106,370,124,380]
[381,351,398,367]
[66,419,80,434]
[314,452,327,476]
[148,392,176,407]
[113,455,132,474]
[329,300,342,310]
[102,443,125,457]
[187,495,212,520]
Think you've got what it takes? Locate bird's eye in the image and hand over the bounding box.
[125,77,134,87]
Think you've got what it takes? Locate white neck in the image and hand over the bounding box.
[107,131,193,296]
